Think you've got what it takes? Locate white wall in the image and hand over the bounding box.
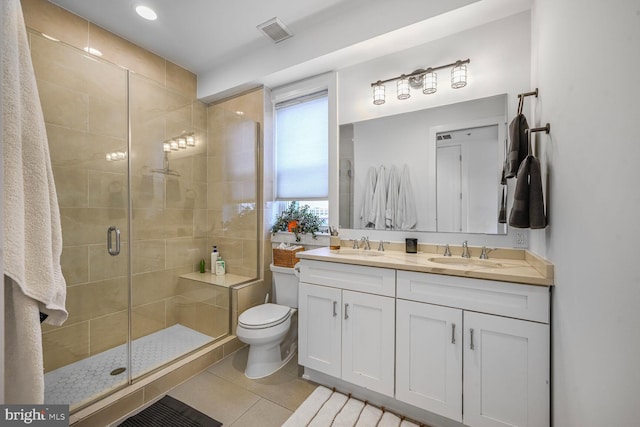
[532,0,640,425]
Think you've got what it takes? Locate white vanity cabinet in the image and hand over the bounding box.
[298,260,395,397]
[396,271,550,427]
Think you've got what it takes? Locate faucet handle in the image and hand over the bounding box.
[351,239,358,249]
[443,244,451,256]
[378,240,390,251]
[479,246,495,260]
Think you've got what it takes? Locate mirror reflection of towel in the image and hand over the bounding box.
[508,156,547,229]
[498,186,507,223]
[506,114,529,179]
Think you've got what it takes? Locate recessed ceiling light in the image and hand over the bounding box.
[135,5,157,21]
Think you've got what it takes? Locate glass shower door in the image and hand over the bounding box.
[30,31,131,410]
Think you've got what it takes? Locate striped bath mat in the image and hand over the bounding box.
[283,386,423,427]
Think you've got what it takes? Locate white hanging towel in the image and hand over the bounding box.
[2,0,68,403]
[396,165,417,230]
[371,165,387,229]
[359,166,377,228]
[385,165,399,229]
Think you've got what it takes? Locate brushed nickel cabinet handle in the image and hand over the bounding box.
[470,328,475,350]
[344,303,349,319]
[451,323,456,344]
[333,301,337,317]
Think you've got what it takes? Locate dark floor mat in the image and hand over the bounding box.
[118,395,222,427]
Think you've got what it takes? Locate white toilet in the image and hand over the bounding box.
[236,263,299,379]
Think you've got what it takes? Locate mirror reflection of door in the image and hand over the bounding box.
[436,125,499,233]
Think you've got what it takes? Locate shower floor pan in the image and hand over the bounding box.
[45,324,213,408]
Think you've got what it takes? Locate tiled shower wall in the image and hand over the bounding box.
[22,0,228,373]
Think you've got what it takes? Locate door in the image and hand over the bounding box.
[464,312,550,427]
[396,300,462,422]
[341,290,395,397]
[436,144,462,232]
[298,282,342,377]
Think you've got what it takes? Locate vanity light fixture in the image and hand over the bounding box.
[177,137,187,149]
[371,58,470,105]
[135,5,158,21]
[163,142,171,153]
[170,139,179,151]
[186,133,195,147]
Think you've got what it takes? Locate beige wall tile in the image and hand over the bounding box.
[237,283,266,314]
[132,301,166,340]
[167,295,197,330]
[37,79,88,131]
[177,278,222,304]
[89,310,127,355]
[89,24,165,84]
[143,363,193,403]
[132,240,166,274]
[89,95,127,139]
[88,171,127,209]
[131,267,189,306]
[165,60,196,98]
[22,0,89,50]
[193,101,208,130]
[165,237,208,269]
[53,166,88,209]
[42,321,89,372]
[88,243,128,282]
[194,209,209,238]
[60,245,89,285]
[60,207,128,246]
[130,173,165,210]
[65,278,128,326]
[223,338,246,358]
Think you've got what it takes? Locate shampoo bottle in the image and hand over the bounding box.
[210,246,218,273]
[215,255,226,276]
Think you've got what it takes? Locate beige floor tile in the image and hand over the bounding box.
[207,347,316,411]
[230,399,292,427]
[168,371,260,426]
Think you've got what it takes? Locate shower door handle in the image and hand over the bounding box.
[107,226,121,256]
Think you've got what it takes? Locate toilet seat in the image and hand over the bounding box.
[238,303,291,330]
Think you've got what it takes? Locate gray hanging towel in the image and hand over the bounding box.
[528,155,547,229]
[498,186,507,223]
[508,155,547,229]
[508,156,532,228]
[505,113,529,178]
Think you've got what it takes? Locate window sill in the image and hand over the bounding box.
[270,231,329,247]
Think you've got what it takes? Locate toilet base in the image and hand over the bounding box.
[245,342,297,379]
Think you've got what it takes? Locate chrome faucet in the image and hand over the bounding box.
[378,240,390,251]
[479,246,494,260]
[461,240,471,258]
[443,244,451,256]
[360,236,371,250]
[351,239,358,249]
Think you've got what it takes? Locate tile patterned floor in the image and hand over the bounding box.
[45,324,213,408]
[167,346,317,427]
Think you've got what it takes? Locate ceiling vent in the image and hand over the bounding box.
[257,17,293,43]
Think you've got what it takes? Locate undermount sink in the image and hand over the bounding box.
[331,249,384,257]
[427,257,503,268]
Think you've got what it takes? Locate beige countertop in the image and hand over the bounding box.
[296,245,554,286]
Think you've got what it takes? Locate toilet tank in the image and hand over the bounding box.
[270,263,299,308]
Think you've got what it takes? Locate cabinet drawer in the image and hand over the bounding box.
[300,260,395,297]
[397,271,549,323]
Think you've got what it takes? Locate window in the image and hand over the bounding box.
[274,91,329,230]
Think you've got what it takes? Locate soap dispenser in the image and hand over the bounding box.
[210,246,218,273]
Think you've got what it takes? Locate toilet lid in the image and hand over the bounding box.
[239,303,291,329]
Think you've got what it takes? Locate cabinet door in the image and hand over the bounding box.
[298,282,342,378]
[341,290,395,397]
[396,300,463,422]
[464,312,550,427]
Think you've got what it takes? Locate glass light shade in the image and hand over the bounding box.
[116,151,126,160]
[373,84,385,105]
[451,63,467,89]
[423,72,437,94]
[177,137,187,149]
[397,77,410,100]
[163,142,171,152]
[170,140,179,151]
[186,134,195,146]
[106,153,112,161]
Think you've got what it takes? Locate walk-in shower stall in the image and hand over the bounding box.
[29,30,260,411]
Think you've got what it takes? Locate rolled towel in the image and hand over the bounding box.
[506,114,529,178]
[508,157,532,228]
[528,156,547,229]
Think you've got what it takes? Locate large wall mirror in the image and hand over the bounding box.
[339,94,508,234]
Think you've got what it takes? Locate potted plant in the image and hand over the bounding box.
[271,203,323,242]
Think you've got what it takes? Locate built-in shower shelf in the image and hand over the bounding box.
[44,324,212,409]
[180,271,254,287]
